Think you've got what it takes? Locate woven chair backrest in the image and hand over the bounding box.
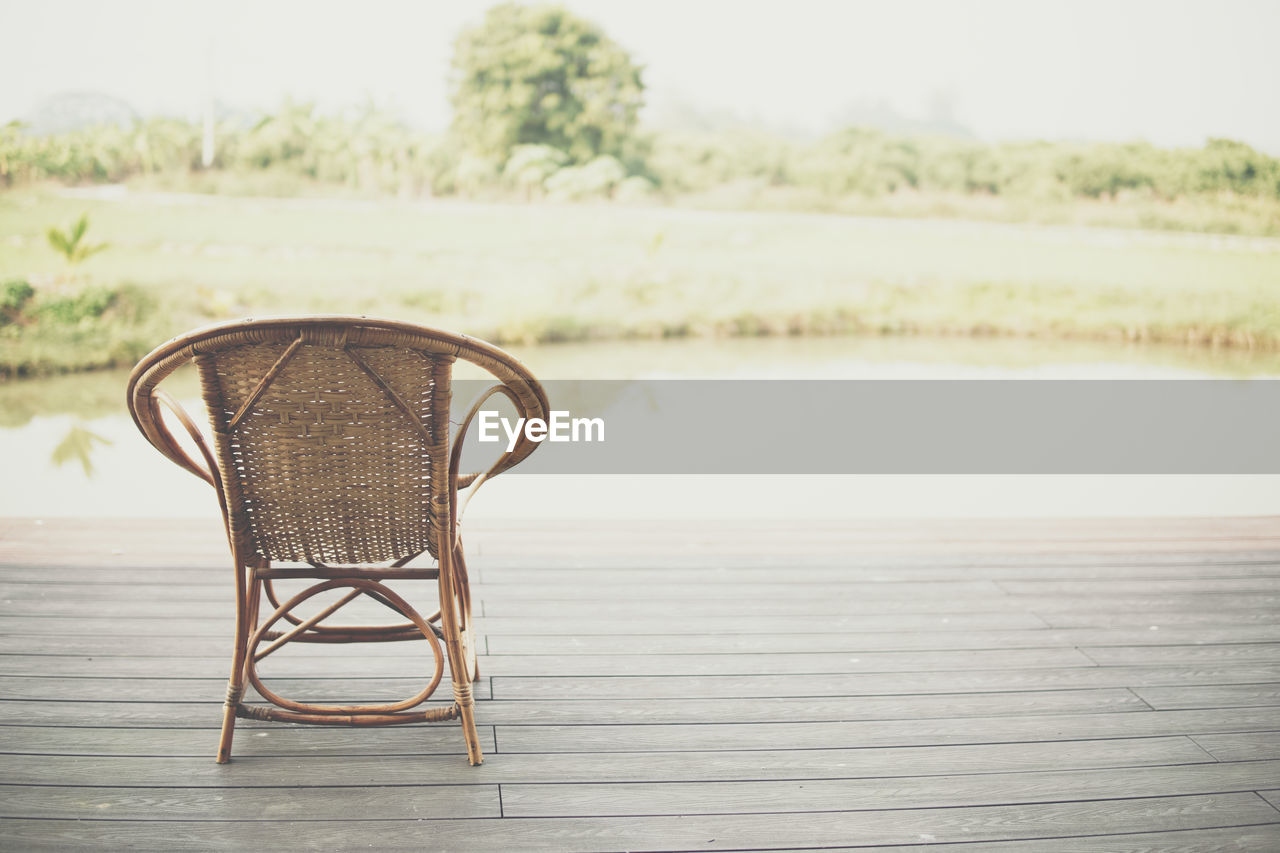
[127,317,545,567]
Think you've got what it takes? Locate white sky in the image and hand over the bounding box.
[2,0,1278,151]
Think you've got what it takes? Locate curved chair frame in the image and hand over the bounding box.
[127,316,548,765]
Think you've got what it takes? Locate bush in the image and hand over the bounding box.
[0,283,160,378]
[647,131,790,193]
[453,153,501,195]
[503,145,570,196]
[545,155,626,200]
[792,128,922,195]
[0,279,34,325]
[33,285,119,326]
[614,174,657,202]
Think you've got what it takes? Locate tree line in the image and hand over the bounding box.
[3,3,1277,210]
[5,111,1276,200]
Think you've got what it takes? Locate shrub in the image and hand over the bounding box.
[614,174,657,202]
[503,144,570,195]
[453,153,501,195]
[33,285,118,326]
[545,155,626,200]
[0,279,35,325]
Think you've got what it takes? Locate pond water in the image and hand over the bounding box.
[4,334,1279,519]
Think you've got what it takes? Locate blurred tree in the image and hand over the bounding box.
[240,99,317,170]
[449,3,644,164]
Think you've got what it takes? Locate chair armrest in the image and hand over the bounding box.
[145,390,220,487]
[446,382,532,542]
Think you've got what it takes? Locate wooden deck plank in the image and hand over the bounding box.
[489,708,1280,753]
[0,676,491,703]
[2,577,1262,619]
[790,824,1280,852]
[0,721,498,754]
[7,563,1278,599]
[482,625,1280,654]
[6,559,1280,592]
[999,578,1280,594]
[6,554,1279,588]
[1192,732,1280,761]
[7,516,1277,558]
[5,665,1278,702]
[0,611,1054,634]
[0,784,502,821]
[1083,644,1280,665]
[1134,684,1280,710]
[501,760,1280,816]
[434,594,1280,617]
[7,623,1280,656]
[480,560,1280,580]
[0,737,1218,786]
[1042,610,1280,628]
[11,763,1277,822]
[0,647,1101,677]
[0,689,1151,727]
[0,794,1275,852]
[490,665,1280,698]
[9,591,1280,618]
[0,578,1012,600]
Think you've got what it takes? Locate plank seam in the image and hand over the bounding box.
[1124,687,1156,711]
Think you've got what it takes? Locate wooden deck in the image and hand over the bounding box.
[2,515,1279,851]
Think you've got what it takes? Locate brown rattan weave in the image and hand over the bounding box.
[127,316,549,765]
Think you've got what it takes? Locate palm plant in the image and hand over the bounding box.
[46,214,109,266]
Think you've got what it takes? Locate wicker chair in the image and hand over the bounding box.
[126,316,548,765]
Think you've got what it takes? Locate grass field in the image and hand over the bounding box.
[2,188,1278,376]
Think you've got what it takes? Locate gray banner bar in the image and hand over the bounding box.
[450,380,1280,474]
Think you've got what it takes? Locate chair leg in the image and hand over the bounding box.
[449,609,484,765]
[216,572,259,764]
[438,533,484,765]
[455,680,484,766]
[216,691,240,764]
[450,545,481,681]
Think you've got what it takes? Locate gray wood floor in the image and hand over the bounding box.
[2,516,1279,851]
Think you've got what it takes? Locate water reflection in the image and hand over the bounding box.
[1,335,1278,517]
[4,335,1279,425]
[50,423,114,477]
[504,335,1280,381]
[0,363,199,427]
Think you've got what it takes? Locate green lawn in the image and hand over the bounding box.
[2,188,1278,376]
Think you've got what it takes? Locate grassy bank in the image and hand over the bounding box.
[2,189,1278,377]
[128,169,1280,239]
[672,182,1280,239]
